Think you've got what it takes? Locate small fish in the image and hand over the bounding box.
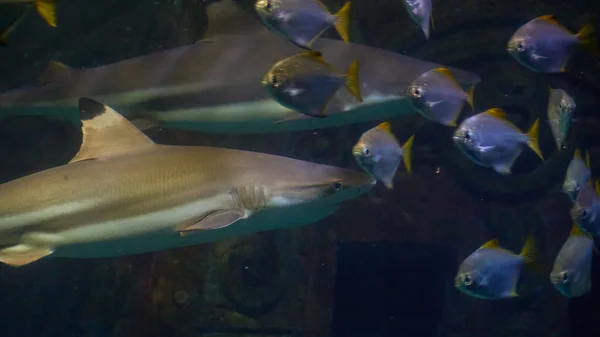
[262,50,362,118]
[453,108,543,175]
[352,122,415,189]
[550,224,594,298]
[0,1,56,46]
[507,15,597,73]
[0,0,56,26]
[408,67,474,127]
[455,235,538,299]
[547,88,575,151]
[255,0,351,50]
[562,148,591,201]
[402,0,433,40]
[571,180,600,237]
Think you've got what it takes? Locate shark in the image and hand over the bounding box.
[0,0,480,134]
[0,97,375,267]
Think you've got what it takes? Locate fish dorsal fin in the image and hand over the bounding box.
[574,148,582,159]
[481,239,500,249]
[69,98,155,164]
[538,15,560,26]
[433,67,454,78]
[300,50,328,63]
[570,224,589,237]
[377,121,393,134]
[36,60,73,86]
[204,0,267,38]
[483,108,508,120]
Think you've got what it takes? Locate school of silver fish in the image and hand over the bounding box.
[0,0,599,303]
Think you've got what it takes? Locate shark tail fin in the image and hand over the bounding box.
[35,0,57,27]
[333,2,351,43]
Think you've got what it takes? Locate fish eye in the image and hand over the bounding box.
[269,74,279,86]
[410,86,423,98]
[264,0,273,11]
[463,274,473,286]
[516,41,525,52]
[580,209,589,219]
[560,271,569,284]
[332,181,343,191]
[362,147,371,156]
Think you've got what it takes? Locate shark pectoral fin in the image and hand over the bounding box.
[0,244,54,267]
[69,98,156,164]
[178,209,247,236]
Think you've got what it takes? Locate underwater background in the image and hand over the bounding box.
[1,0,600,336]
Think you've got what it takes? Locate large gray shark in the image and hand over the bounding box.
[0,98,375,267]
[0,0,480,134]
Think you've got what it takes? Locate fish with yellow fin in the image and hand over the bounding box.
[255,0,351,50]
[507,15,598,73]
[455,235,538,299]
[352,122,414,189]
[571,180,600,237]
[562,148,591,201]
[550,224,594,298]
[407,67,474,127]
[0,0,57,45]
[453,108,543,175]
[547,88,575,151]
[402,0,433,40]
[262,50,362,118]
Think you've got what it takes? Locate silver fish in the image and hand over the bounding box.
[408,67,474,127]
[0,0,480,134]
[547,88,575,151]
[352,121,414,189]
[453,108,543,175]
[402,0,433,40]
[455,236,537,299]
[562,148,591,201]
[507,15,597,73]
[550,224,594,298]
[255,0,351,49]
[571,181,600,237]
[262,50,362,118]
[0,98,375,267]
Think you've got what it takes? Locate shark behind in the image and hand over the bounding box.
[0,98,375,267]
[0,0,479,134]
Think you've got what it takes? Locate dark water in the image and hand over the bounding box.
[0,0,599,336]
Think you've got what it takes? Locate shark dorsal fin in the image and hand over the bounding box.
[204,0,267,38]
[37,60,73,86]
[69,98,155,164]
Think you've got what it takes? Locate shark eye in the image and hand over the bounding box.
[463,274,473,286]
[560,271,569,284]
[332,181,343,191]
[411,86,423,98]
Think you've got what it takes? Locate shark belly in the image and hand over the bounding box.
[20,193,234,247]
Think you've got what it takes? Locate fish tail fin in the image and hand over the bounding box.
[576,23,598,55]
[402,135,415,174]
[35,0,57,27]
[466,84,475,110]
[585,150,591,168]
[344,59,363,102]
[333,2,351,43]
[525,119,544,161]
[520,233,542,275]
